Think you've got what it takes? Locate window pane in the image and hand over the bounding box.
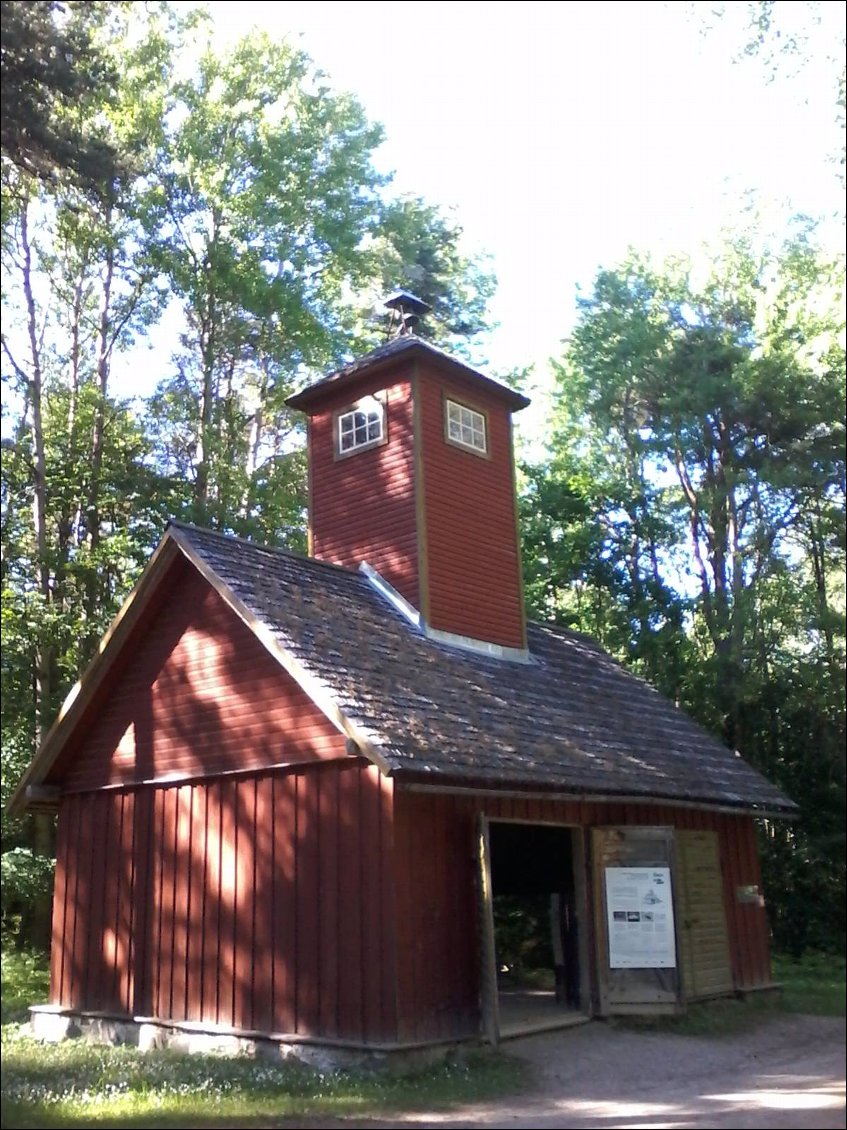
[337,403,383,454]
[445,399,486,452]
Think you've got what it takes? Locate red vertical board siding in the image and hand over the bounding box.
[186,784,204,1022]
[100,792,122,1010]
[118,791,136,1014]
[309,377,419,608]
[719,815,772,989]
[359,767,382,1041]
[377,770,399,1041]
[64,795,83,1007]
[47,568,348,794]
[233,778,255,1031]
[337,767,363,1040]
[218,779,237,1025]
[154,788,171,1018]
[723,824,740,987]
[295,772,320,1034]
[75,794,96,1009]
[393,790,478,1042]
[200,781,221,1023]
[252,775,275,1034]
[393,783,415,1041]
[317,770,339,1037]
[419,366,525,649]
[743,819,771,986]
[172,785,190,1021]
[272,773,297,1033]
[131,789,153,1015]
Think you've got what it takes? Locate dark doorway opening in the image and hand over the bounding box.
[489,821,582,1034]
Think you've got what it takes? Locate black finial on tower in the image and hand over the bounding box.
[384,290,432,338]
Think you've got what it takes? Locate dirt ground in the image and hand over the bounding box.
[321,1012,846,1130]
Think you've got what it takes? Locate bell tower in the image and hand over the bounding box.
[286,296,530,654]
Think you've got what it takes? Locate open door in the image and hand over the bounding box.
[479,819,587,1036]
[476,815,500,1043]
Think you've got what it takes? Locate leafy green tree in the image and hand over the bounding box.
[527,229,845,951]
[144,30,497,540]
[0,0,119,193]
[141,30,385,534]
[0,4,179,945]
[357,195,496,355]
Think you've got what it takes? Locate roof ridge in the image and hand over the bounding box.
[165,520,367,581]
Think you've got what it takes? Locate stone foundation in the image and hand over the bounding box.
[27,1005,479,1074]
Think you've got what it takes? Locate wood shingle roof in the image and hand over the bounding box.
[167,522,795,816]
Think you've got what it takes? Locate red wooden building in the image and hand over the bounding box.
[11,324,795,1062]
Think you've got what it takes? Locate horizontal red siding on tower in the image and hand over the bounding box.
[418,367,525,649]
[309,376,419,608]
[49,761,399,1043]
[46,569,348,793]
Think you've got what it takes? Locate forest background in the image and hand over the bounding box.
[1,0,844,960]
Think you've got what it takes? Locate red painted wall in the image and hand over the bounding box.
[392,790,773,1042]
[305,359,525,649]
[50,761,399,1043]
[45,568,348,793]
[50,769,771,1044]
[309,374,419,608]
[417,366,525,649]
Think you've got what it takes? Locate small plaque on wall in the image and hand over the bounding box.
[736,884,765,906]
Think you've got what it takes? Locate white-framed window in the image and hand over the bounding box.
[445,399,487,454]
[336,397,385,455]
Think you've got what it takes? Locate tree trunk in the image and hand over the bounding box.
[20,194,56,950]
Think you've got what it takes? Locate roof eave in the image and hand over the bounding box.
[393,771,798,820]
[286,338,530,414]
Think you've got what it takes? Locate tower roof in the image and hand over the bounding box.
[286,336,530,414]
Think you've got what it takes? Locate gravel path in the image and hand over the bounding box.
[319,1012,846,1130]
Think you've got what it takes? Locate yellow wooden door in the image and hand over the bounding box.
[675,830,733,1000]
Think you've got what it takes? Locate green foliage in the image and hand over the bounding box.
[359,195,496,355]
[524,227,846,954]
[1,949,50,1023]
[0,0,119,193]
[1,852,54,942]
[493,895,554,980]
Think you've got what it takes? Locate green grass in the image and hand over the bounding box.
[772,951,846,1016]
[0,1030,525,1129]
[610,950,846,1037]
[2,948,843,1127]
[0,948,525,1128]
